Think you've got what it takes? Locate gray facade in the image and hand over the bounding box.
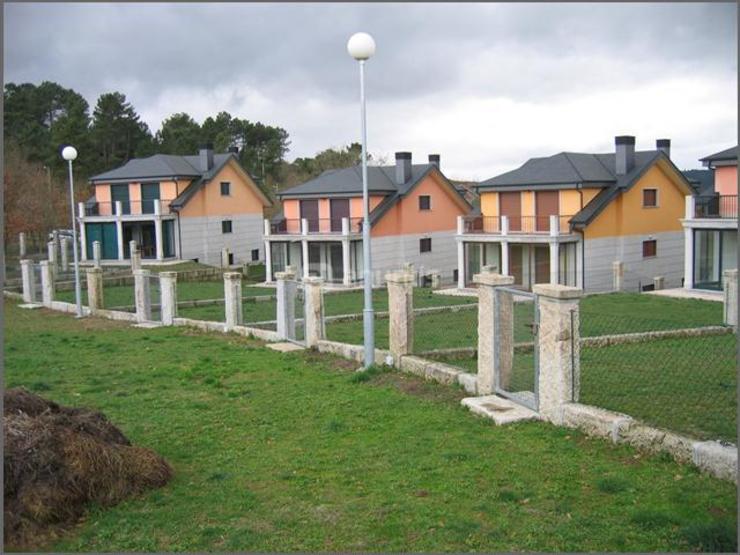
[370,230,458,285]
[179,214,264,266]
[583,231,684,292]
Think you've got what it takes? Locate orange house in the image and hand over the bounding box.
[265,152,472,285]
[459,136,694,292]
[80,145,272,265]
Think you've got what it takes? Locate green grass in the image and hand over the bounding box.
[4,301,737,552]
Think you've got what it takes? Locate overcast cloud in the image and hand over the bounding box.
[4,2,737,180]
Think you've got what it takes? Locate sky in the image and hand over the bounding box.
[4,2,737,180]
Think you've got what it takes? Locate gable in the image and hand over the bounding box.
[584,162,688,239]
[371,171,470,237]
[178,159,270,218]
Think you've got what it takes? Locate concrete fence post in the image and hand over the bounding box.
[160,272,178,325]
[19,232,26,257]
[221,247,231,269]
[474,267,515,395]
[723,269,737,327]
[47,241,57,276]
[92,240,102,269]
[223,272,243,331]
[133,269,152,323]
[40,261,54,306]
[532,283,582,423]
[20,259,36,303]
[276,268,297,340]
[612,261,624,292]
[653,276,664,291]
[386,270,415,361]
[303,276,325,348]
[86,267,104,312]
[60,237,70,272]
[130,241,141,271]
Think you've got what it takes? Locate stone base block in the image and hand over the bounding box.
[462,395,540,425]
[457,372,478,395]
[693,441,738,482]
[267,342,306,352]
[18,303,43,310]
[133,322,164,329]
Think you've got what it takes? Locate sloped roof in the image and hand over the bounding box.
[89,153,234,183]
[700,145,738,164]
[682,169,715,197]
[479,152,615,188]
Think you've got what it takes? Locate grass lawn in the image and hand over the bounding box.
[4,301,737,552]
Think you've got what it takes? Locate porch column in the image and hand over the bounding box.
[474,268,515,395]
[575,238,584,289]
[303,276,325,348]
[133,269,152,323]
[115,202,124,261]
[154,217,164,261]
[685,195,695,219]
[301,218,310,280]
[549,241,559,284]
[549,214,559,237]
[93,241,102,269]
[341,218,351,286]
[40,261,54,306]
[683,225,693,289]
[130,240,141,271]
[276,268,297,340]
[264,240,273,283]
[533,283,582,424]
[86,267,104,312]
[457,240,465,289]
[78,207,87,261]
[501,241,510,276]
[223,272,243,331]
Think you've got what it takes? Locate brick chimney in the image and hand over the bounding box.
[395,152,412,184]
[615,136,635,175]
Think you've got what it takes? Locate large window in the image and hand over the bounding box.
[694,229,738,290]
[222,220,233,234]
[642,239,657,258]
[420,238,432,253]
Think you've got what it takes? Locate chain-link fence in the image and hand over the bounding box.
[577,310,736,443]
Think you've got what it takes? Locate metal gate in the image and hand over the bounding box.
[493,286,539,411]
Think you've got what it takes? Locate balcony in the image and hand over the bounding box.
[459,214,574,235]
[268,217,364,236]
[694,195,737,219]
[80,199,176,218]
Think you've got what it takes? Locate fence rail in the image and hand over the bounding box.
[270,218,363,235]
[83,199,176,217]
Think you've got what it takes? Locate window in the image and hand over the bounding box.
[220,182,231,196]
[251,248,260,261]
[419,195,431,210]
[642,188,657,207]
[420,238,432,253]
[222,220,233,234]
[228,253,234,266]
[642,239,657,258]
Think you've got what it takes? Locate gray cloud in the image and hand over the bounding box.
[4,2,737,178]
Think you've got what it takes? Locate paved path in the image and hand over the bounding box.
[646,288,723,302]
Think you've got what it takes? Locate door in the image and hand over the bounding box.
[330,199,349,232]
[308,243,321,276]
[535,191,559,232]
[140,223,156,258]
[510,244,523,286]
[111,184,130,215]
[162,220,175,258]
[499,192,522,232]
[141,183,160,214]
[300,200,320,232]
[534,245,550,284]
[330,243,344,282]
[85,223,103,260]
[466,243,481,285]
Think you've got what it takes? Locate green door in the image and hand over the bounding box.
[111,184,130,214]
[85,223,103,259]
[101,223,118,259]
[162,220,175,258]
[141,182,160,214]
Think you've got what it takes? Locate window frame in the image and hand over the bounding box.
[642,188,658,208]
[420,237,432,253]
[220,181,231,197]
[222,220,233,234]
[419,195,432,211]
[642,239,657,258]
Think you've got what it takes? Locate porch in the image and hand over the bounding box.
[265,237,363,286]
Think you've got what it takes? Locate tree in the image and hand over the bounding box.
[90,92,153,171]
[155,113,202,154]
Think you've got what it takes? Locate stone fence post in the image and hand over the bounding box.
[60,237,70,272]
[221,247,231,268]
[612,261,623,292]
[93,240,102,269]
[386,270,415,361]
[474,267,515,395]
[223,272,243,331]
[86,267,104,312]
[40,261,54,306]
[133,269,152,323]
[303,277,325,348]
[19,232,26,257]
[160,272,178,326]
[532,283,582,423]
[276,268,297,340]
[723,269,737,328]
[20,259,36,303]
[130,240,141,271]
[47,241,57,276]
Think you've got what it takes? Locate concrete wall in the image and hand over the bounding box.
[370,230,458,285]
[583,231,684,292]
[179,213,263,266]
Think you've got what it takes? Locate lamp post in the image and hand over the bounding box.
[62,145,83,318]
[347,32,376,369]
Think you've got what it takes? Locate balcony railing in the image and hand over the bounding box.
[270,217,364,235]
[695,195,737,219]
[461,214,574,235]
[82,199,175,217]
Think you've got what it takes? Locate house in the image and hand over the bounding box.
[681,145,737,290]
[79,144,272,266]
[264,152,472,285]
[456,136,694,292]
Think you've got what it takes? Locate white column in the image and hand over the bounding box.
[155,218,164,260]
[501,215,509,236]
[501,241,510,276]
[685,195,695,220]
[457,240,465,289]
[576,239,584,289]
[115,202,124,261]
[20,260,36,303]
[264,240,273,282]
[549,241,559,284]
[683,226,694,289]
[47,241,57,276]
[264,219,271,237]
[303,276,325,348]
[93,241,102,269]
[301,218,310,280]
[221,247,231,268]
[276,268,297,340]
[549,214,559,237]
[133,269,152,323]
[79,217,87,262]
[342,239,351,286]
[223,272,243,331]
[160,272,178,325]
[130,240,141,271]
[456,215,465,235]
[60,237,70,272]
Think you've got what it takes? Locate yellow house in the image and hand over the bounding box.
[457,136,694,292]
[80,144,272,266]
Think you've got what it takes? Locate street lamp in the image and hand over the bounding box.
[62,145,83,318]
[347,31,376,369]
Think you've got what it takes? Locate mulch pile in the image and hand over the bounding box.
[4,387,173,549]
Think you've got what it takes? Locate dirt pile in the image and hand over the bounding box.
[4,387,172,549]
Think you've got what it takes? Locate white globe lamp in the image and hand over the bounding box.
[62,145,78,161]
[347,32,376,61]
